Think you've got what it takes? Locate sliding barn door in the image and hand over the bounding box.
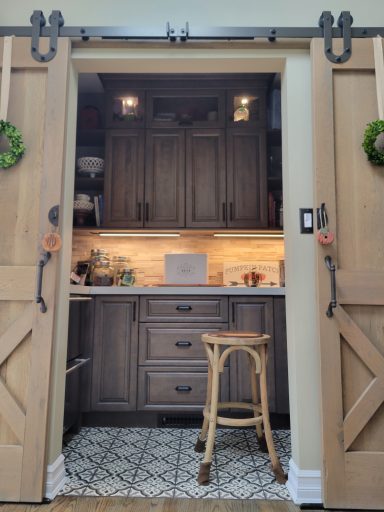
[0,38,70,502]
[312,38,384,509]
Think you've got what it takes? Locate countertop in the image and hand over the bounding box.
[69,285,285,296]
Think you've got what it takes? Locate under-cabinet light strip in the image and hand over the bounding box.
[98,233,180,237]
[213,233,284,238]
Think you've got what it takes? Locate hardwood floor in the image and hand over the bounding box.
[0,497,325,512]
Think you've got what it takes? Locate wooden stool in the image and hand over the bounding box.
[195,331,287,486]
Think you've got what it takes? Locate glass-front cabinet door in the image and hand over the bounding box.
[106,90,145,128]
[227,88,267,128]
[147,89,225,128]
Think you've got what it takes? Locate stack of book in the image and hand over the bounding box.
[93,194,104,226]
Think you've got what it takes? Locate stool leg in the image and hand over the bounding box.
[198,343,220,485]
[195,355,212,453]
[249,354,267,453]
[259,345,287,484]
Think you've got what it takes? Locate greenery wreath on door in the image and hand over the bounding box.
[362,120,384,166]
[0,120,26,169]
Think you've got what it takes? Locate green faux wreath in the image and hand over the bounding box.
[362,119,384,166]
[0,120,26,169]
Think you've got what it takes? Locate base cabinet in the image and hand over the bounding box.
[85,294,287,416]
[91,296,138,411]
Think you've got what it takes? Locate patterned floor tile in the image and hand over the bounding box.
[61,427,291,500]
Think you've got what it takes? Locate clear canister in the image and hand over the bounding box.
[92,260,114,286]
[117,267,136,287]
[112,256,129,285]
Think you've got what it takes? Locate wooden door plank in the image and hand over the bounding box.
[337,270,384,305]
[0,379,25,442]
[0,268,35,301]
[0,303,33,365]
[311,38,345,505]
[343,377,384,450]
[0,446,22,501]
[334,306,384,377]
[19,38,71,502]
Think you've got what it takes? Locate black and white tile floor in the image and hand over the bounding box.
[60,427,291,500]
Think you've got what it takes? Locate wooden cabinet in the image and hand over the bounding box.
[145,130,185,228]
[186,129,226,228]
[85,293,287,417]
[104,130,145,228]
[229,296,276,411]
[226,129,268,228]
[91,296,138,411]
[138,296,228,411]
[89,74,275,231]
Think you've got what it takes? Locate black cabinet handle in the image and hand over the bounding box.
[133,302,136,322]
[229,202,233,221]
[222,202,226,221]
[145,202,149,222]
[231,302,235,324]
[137,202,142,221]
[175,385,192,392]
[176,305,192,311]
[175,341,192,347]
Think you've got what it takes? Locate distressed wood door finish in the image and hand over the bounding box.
[185,129,226,228]
[229,297,275,412]
[91,297,138,411]
[312,38,384,509]
[0,38,70,501]
[104,130,145,227]
[145,129,185,228]
[226,128,268,228]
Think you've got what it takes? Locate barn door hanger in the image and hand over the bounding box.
[319,10,353,64]
[30,9,64,62]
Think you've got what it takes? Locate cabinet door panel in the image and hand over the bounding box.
[145,129,185,227]
[92,297,138,411]
[186,129,226,228]
[227,129,268,228]
[104,130,145,227]
[229,297,275,411]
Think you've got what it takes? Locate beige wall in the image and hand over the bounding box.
[4,1,384,27]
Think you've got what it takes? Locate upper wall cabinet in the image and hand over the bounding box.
[147,89,225,128]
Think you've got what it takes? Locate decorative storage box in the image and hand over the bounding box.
[223,260,285,287]
[164,254,208,285]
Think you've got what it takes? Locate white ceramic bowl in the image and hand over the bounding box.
[73,200,94,211]
[77,156,104,171]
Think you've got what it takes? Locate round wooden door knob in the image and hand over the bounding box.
[42,232,62,252]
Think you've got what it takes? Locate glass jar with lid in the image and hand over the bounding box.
[88,249,110,285]
[117,267,136,287]
[92,260,114,286]
[111,256,129,285]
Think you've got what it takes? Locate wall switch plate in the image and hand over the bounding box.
[299,208,314,233]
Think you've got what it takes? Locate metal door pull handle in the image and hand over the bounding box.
[35,251,51,313]
[176,305,192,311]
[325,255,337,317]
[175,385,192,392]
[66,358,90,375]
[175,341,192,347]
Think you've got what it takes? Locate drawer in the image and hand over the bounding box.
[137,366,229,410]
[139,323,229,365]
[139,296,228,322]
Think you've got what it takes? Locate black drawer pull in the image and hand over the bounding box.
[175,385,192,392]
[176,305,192,311]
[175,341,192,347]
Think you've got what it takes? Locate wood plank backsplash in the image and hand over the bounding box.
[72,233,285,285]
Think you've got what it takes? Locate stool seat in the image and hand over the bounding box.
[202,331,270,346]
[195,330,287,487]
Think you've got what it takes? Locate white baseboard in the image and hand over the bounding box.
[44,453,67,500]
[286,458,322,505]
